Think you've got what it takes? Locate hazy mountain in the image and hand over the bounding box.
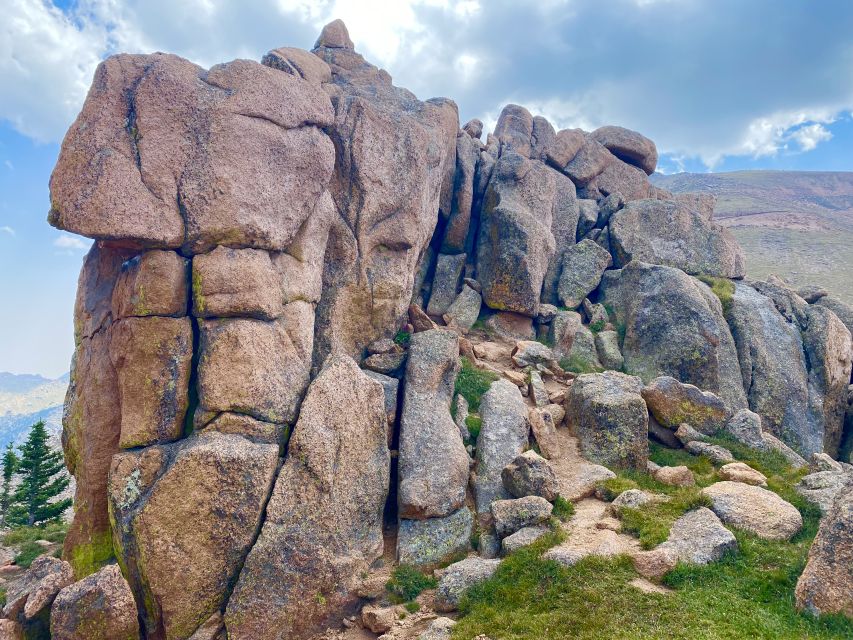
[0,371,67,450]
[651,171,853,304]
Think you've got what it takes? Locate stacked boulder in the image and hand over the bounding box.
[19,17,852,637]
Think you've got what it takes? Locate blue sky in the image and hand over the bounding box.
[1,0,853,377]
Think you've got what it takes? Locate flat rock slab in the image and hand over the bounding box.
[701,481,802,541]
[658,507,737,565]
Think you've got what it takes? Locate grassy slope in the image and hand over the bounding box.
[652,171,853,304]
[452,440,853,640]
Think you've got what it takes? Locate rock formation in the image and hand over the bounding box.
[18,17,853,637]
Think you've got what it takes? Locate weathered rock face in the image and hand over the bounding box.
[565,371,649,469]
[600,262,747,411]
[727,282,834,457]
[796,488,853,617]
[109,432,278,638]
[225,356,389,639]
[608,199,745,278]
[557,239,612,309]
[657,507,737,565]
[50,54,335,252]
[63,243,133,578]
[641,376,731,435]
[312,25,458,364]
[474,379,530,514]
[477,151,556,316]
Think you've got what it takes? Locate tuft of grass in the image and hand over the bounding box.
[14,541,47,569]
[596,476,639,501]
[393,329,411,347]
[454,357,498,412]
[465,415,483,442]
[404,601,421,613]
[0,587,5,608]
[551,496,575,522]
[697,275,735,317]
[559,355,604,375]
[619,487,712,549]
[386,565,437,602]
[589,319,606,333]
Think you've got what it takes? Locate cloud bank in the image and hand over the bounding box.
[3,0,853,168]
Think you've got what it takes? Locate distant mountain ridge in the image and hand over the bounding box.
[651,170,853,304]
[0,371,67,450]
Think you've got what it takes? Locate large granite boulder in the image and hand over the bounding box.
[600,262,747,410]
[815,296,853,337]
[50,53,335,252]
[541,170,580,305]
[440,133,481,254]
[50,564,140,640]
[590,126,658,175]
[802,305,853,457]
[435,557,501,612]
[474,379,530,514]
[397,507,474,567]
[398,329,468,519]
[557,239,612,309]
[4,556,74,633]
[796,488,853,617]
[608,199,745,278]
[109,433,279,638]
[111,249,188,320]
[493,104,534,156]
[727,282,824,457]
[225,355,389,639]
[191,246,283,320]
[565,371,648,469]
[476,152,556,316]
[197,310,312,426]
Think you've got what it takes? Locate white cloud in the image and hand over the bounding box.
[53,234,90,251]
[3,160,12,170]
[789,123,833,152]
[0,226,14,236]
[1,0,108,143]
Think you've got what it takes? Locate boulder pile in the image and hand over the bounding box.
[6,18,851,639]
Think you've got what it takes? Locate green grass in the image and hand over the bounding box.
[589,319,606,333]
[2,522,68,546]
[465,414,483,442]
[559,355,604,375]
[451,440,852,639]
[393,329,411,347]
[697,275,736,317]
[454,357,498,412]
[404,601,421,613]
[551,496,575,522]
[14,541,48,569]
[386,565,437,602]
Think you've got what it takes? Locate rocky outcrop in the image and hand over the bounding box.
[435,558,501,612]
[657,507,737,565]
[4,557,74,634]
[225,356,388,639]
[600,262,747,411]
[557,239,612,309]
[312,24,457,364]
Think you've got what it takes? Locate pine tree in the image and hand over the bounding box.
[7,421,71,527]
[0,443,18,527]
